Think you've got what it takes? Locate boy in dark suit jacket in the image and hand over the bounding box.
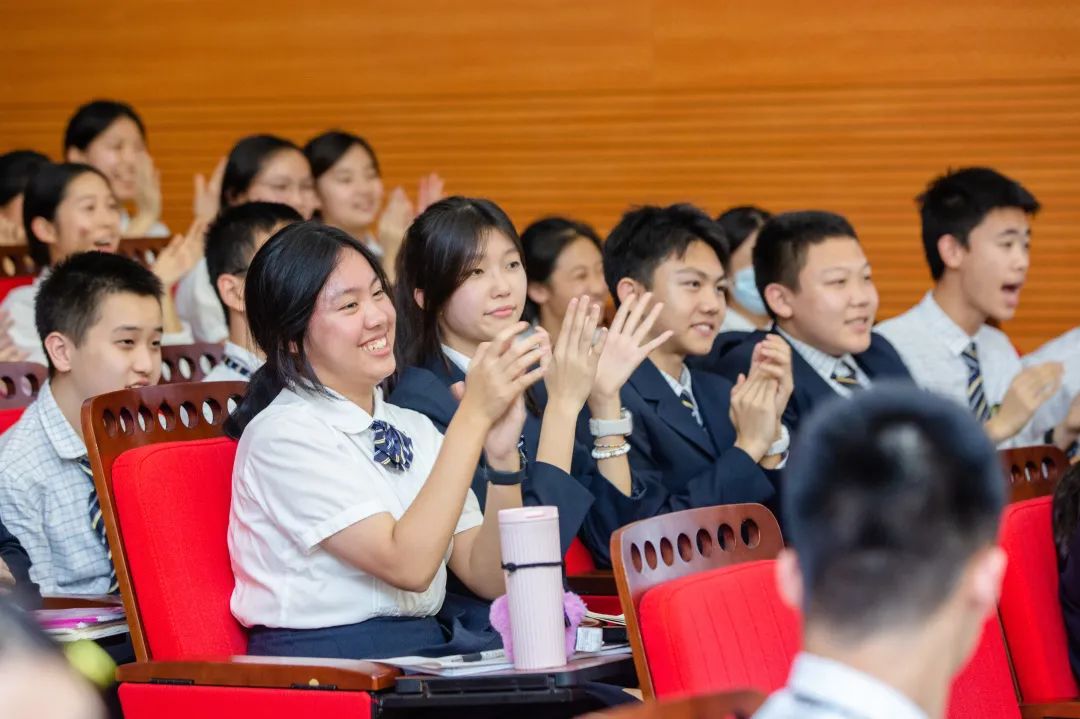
[582,204,792,540]
[704,211,912,437]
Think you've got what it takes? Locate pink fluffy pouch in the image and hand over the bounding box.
[489,591,587,662]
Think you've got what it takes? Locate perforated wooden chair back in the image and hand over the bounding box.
[0,244,40,278]
[81,381,247,661]
[117,236,172,269]
[1001,445,1069,502]
[160,343,226,384]
[611,503,784,698]
[0,361,47,410]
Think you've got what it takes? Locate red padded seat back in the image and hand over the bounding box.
[998,495,1078,702]
[946,614,1021,719]
[111,437,247,659]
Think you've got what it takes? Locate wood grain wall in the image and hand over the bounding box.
[2,0,1078,350]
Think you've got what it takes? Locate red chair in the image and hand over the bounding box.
[0,245,38,303]
[81,382,398,719]
[611,503,785,699]
[580,689,765,718]
[0,361,47,433]
[159,342,225,384]
[566,537,621,615]
[1001,445,1069,503]
[997,496,1080,718]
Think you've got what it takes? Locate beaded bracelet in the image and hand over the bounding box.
[591,442,631,461]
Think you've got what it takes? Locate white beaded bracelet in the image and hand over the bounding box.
[591,442,631,461]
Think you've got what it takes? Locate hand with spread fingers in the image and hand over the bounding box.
[591,291,673,404]
[987,362,1064,443]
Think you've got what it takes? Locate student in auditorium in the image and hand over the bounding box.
[757,386,1007,719]
[202,202,303,382]
[225,221,564,658]
[304,130,443,280]
[0,149,50,246]
[592,203,789,538]
[521,216,608,342]
[716,205,772,332]
[706,210,911,437]
[389,197,667,565]
[875,167,1077,450]
[0,163,198,365]
[176,134,318,343]
[0,252,166,594]
[63,99,169,239]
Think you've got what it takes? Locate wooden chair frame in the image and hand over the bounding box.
[0,244,39,279]
[117,236,173,269]
[1002,445,1069,503]
[611,503,784,699]
[80,381,399,693]
[159,342,226,384]
[0,361,47,409]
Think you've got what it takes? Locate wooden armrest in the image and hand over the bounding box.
[1022,700,1080,719]
[567,570,617,596]
[41,594,124,609]
[117,655,401,692]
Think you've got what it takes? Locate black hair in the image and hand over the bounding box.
[35,251,163,374]
[918,167,1040,281]
[220,134,303,208]
[23,162,113,268]
[63,99,146,153]
[224,222,390,439]
[602,203,729,307]
[520,216,602,323]
[394,196,521,369]
[1053,465,1080,563]
[205,201,303,318]
[784,384,1005,638]
[0,150,50,207]
[752,210,859,320]
[716,205,772,255]
[303,130,381,180]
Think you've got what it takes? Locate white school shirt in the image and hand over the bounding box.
[1025,326,1080,436]
[228,385,483,629]
[776,326,869,398]
[203,342,262,382]
[753,653,927,719]
[875,291,1040,447]
[175,258,229,343]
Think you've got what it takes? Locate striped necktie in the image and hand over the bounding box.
[679,389,703,426]
[371,420,415,471]
[831,360,863,390]
[962,342,992,423]
[76,456,119,594]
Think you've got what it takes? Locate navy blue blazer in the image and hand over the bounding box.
[388,354,598,559]
[575,359,778,565]
[706,329,913,436]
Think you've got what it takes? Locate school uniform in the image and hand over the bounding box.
[575,359,778,563]
[230,384,498,659]
[876,292,1041,447]
[709,328,913,437]
[1025,327,1080,440]
[753,653,927,719]
[0,269,194,365]
[175,258,229,344]
[389,349,601,560]
[204,342,261,383]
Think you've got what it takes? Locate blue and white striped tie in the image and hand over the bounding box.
[76,456,119,594]
[372,420,414,471]
[962,343,993,423]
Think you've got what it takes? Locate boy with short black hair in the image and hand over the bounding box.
[0,252,164,594]
[583,203,789,541]
[203,201,301,382]
[706,210,911,436]
[755,386,1006,719]
[875,167,1077,450]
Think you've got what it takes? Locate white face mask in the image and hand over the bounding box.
[732,266,767,316]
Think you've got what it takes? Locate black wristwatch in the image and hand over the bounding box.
[1045,428,1079,459]
[484,465,526,486]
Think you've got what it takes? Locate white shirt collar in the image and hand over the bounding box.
[913,291,981,357]
[657,364,693,399]
[776,326,863,385]
[223,341,262,375]
[37,380,86,461]
[283,384,388,435]
[786,652,928,719]
[440,344,472,375]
